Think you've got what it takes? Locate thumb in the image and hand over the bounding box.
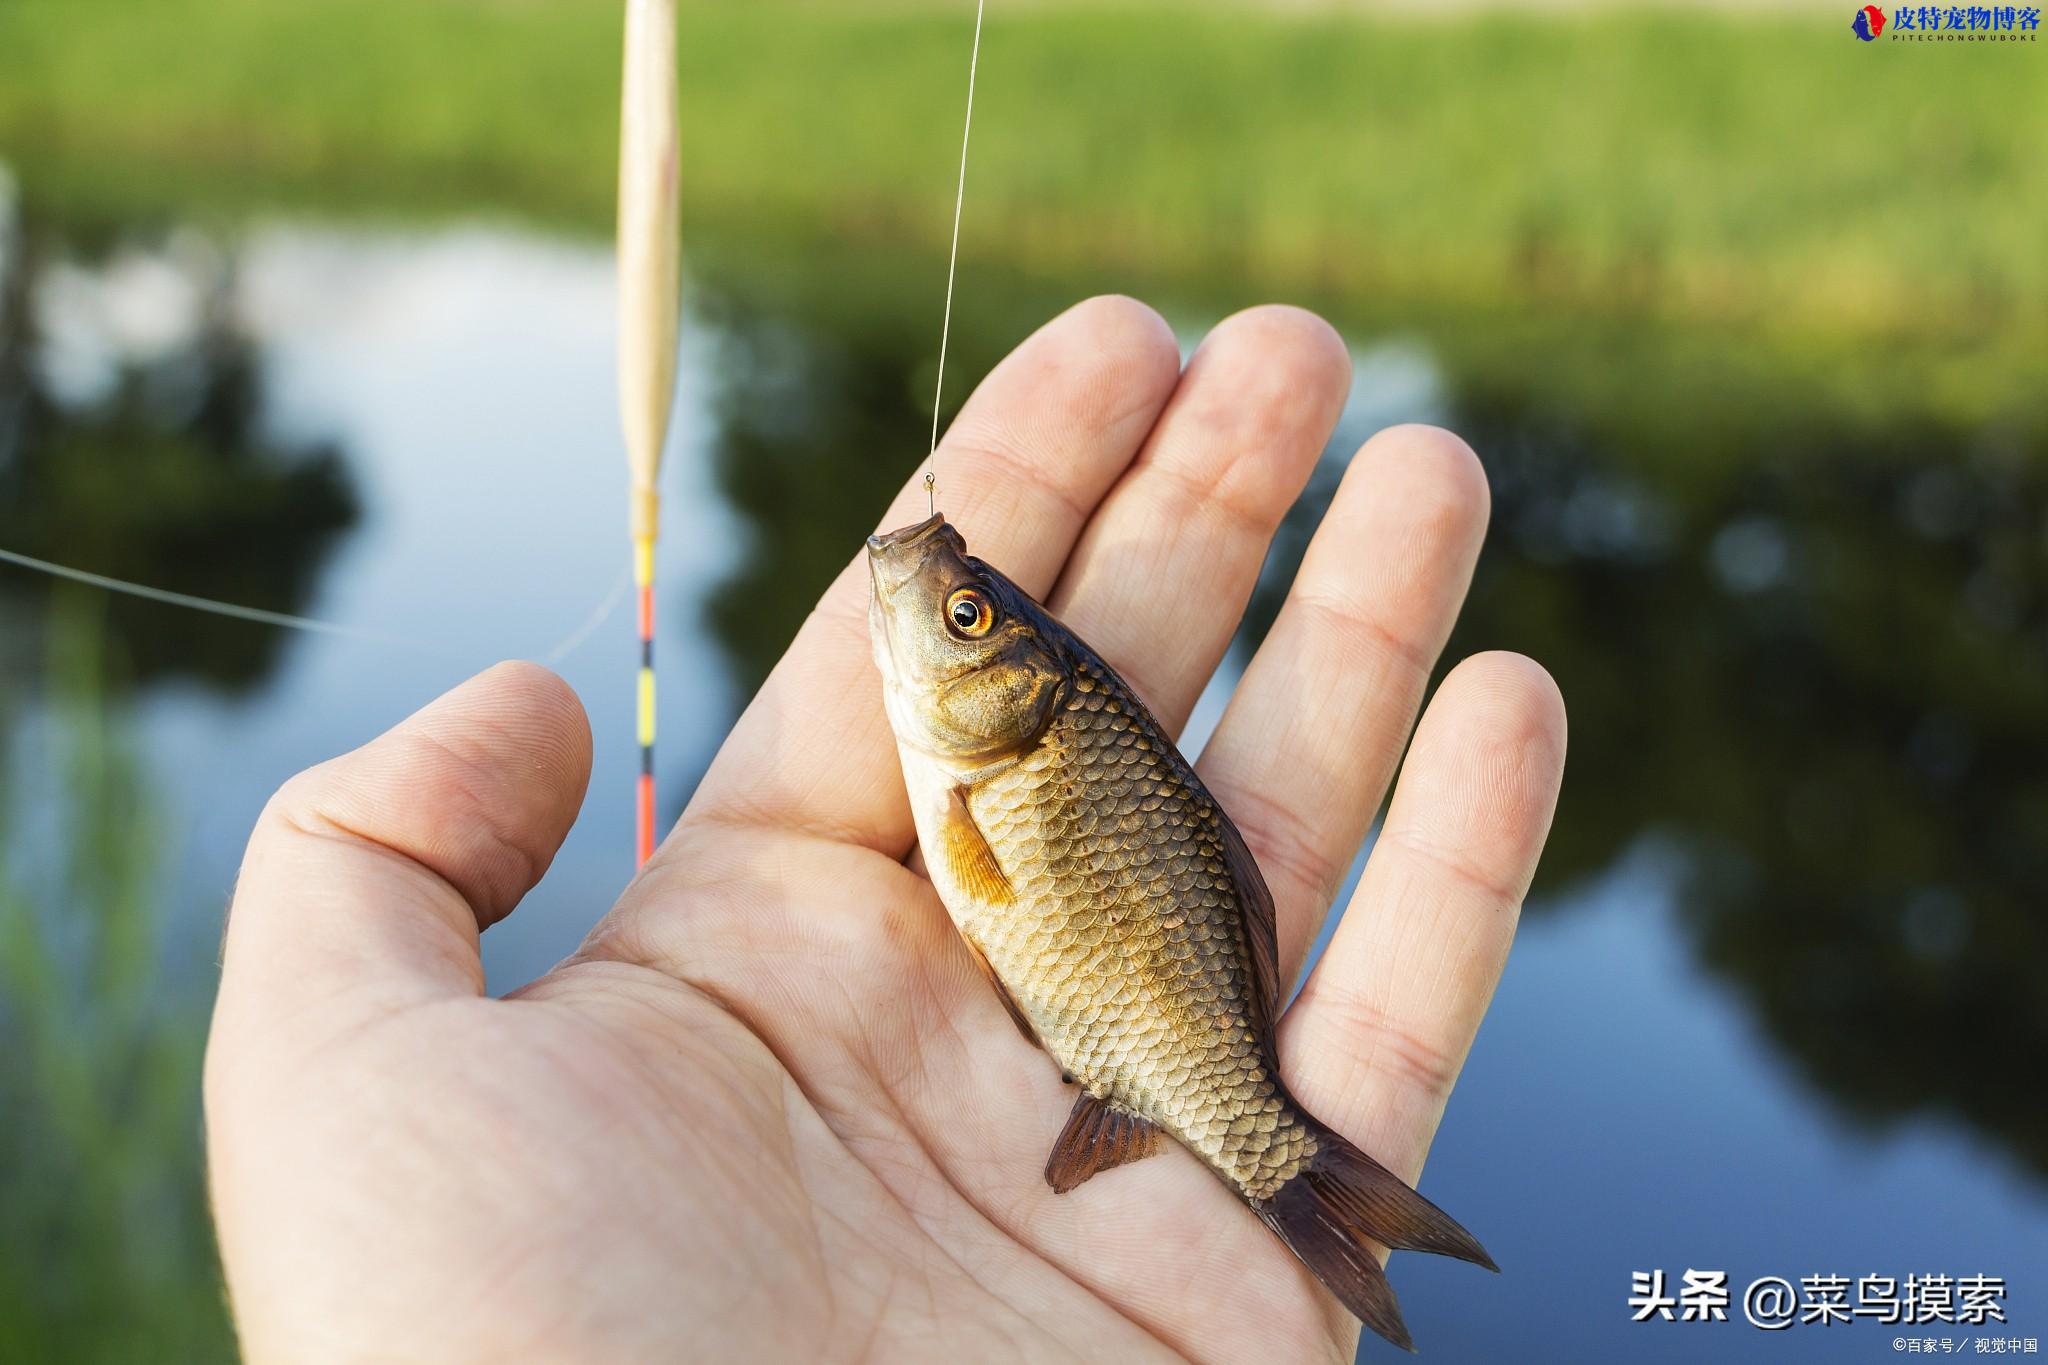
[212,661,591,1045]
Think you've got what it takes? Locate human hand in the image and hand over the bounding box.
[206,297,1566,1363]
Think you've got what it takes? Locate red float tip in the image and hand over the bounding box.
[635,772,656,869]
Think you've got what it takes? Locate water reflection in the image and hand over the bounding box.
[0,185,356,692]
[0,603,228,1363]
[696,292,939,694]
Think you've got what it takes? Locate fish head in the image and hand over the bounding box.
[867,514,1068,766]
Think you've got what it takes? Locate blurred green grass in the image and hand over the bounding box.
[0,593,231,1362]
[2,0,2042,359]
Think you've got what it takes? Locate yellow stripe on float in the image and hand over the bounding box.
[637,667,656,747]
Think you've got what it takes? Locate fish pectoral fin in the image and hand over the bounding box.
[960,932,1041,1047]
[941,785,1014,904]
[938,790,1036,1046]
[1043,1093,1166,1194]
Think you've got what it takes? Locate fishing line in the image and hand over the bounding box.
[0,544,629,667]
[538,565,631,665]
[926,0,987,504]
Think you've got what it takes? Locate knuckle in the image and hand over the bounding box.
[1383,826,1528,909]
[1293,589,1435,683]
[1303,982,1465,1106]
[1221,779,1349,917]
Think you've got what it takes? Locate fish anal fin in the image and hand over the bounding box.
[960,932,1039,1047]
[1044,1093,1165,1194]
[1215,809,1281,1030]
[941,785,1013,905]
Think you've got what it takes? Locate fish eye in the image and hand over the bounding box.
[946,586,996,638]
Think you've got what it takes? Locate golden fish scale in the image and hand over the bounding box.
[961,659,1317,1201]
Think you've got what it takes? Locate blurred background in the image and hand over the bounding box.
[1,1,2043,1360]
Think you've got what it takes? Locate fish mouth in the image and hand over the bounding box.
[866,513,957,599]
[866,513,947,557]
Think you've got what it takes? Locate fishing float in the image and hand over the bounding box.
[616,0,683,870]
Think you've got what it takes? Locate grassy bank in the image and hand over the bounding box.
[3,1,2043,354]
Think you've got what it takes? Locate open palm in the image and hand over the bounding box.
[206,298,1565,1363]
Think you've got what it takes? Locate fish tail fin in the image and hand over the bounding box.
[1255,1121,1495,1353]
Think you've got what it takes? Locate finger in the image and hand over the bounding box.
[1045,305,1350,733]
[679,295,1181,855]
[1280,651,1566,1180]
[213,662,592,1043]
[1197,425,1491,979]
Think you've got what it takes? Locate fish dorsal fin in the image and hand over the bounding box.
[960,931,1039,1047]
[1215,808,1282,1032]
[1044,1092,1165,1194]
[941,784,1013,904]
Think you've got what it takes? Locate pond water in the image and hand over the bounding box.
[2,187,2044,1362]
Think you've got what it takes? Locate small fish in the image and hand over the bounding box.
[867,514,1495,1352]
